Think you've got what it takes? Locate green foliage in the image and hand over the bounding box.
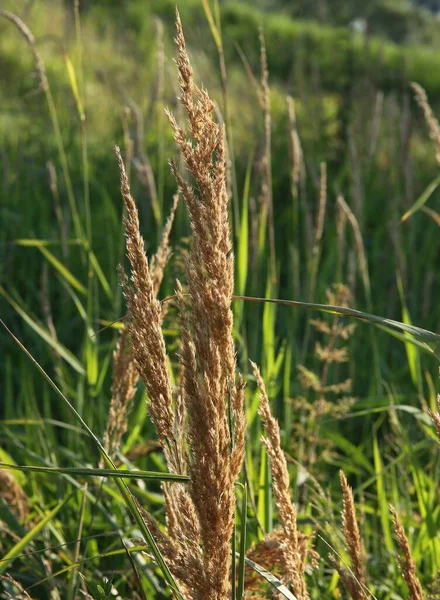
[2,0,440,598]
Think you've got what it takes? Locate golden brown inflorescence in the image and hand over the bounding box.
[116,10,246,599]
[390,506,424,600]
[328,471,368,600]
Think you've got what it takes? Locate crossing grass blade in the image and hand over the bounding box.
[400,173,440,223]
[243,556,299,600]
[0,318,185,599]
[0,463,190,482]
[0,287,85,374]
[2,544,148,596]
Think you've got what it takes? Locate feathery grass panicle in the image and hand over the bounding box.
[338,471,367,600]
[411,82,440,165]
[103,326,139,459]
[165,10,246,599]
[251,360,310,600]
[118,146,202,596]
[327,471,368,600]
[390,505,424,600]
[116,146,177,471]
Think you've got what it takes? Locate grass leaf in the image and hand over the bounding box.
[0,462,189,482]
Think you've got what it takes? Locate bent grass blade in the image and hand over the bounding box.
[233,295,440,359]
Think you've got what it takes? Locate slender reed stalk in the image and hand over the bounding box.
[258,27,277,285]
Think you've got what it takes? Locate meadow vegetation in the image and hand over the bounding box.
[1,1,440,598]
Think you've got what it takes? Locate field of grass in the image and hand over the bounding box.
[1,1,440,599]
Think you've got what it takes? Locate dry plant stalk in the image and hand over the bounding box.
[287,96,303,201]
[117,10,246,599]
[307,162,327,303]
[295,284,355,472]
[390,506,424,600]
[314,162,327,249]
[257,26,276,283]
[411,82,440,165]
[251,361,310,600]
[150,194,179,295]
[337,195,370,304]
[328,471,368,600]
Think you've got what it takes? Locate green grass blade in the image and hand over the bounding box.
[64,52,84,119]
[13,238,81,247]
[373,433,393,552]
[233,295,440,358]
[0,493,71,575]
[201,0,221,48]
[89,250,113,300]
[0,463,190,482]
[237,155,252,298]
[0,287,85,374]
[397,274,421,390]
[38,246,87,295]
[86,336,98,386]
[400,173,440,222]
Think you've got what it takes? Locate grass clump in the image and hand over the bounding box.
[2,3,440,600]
